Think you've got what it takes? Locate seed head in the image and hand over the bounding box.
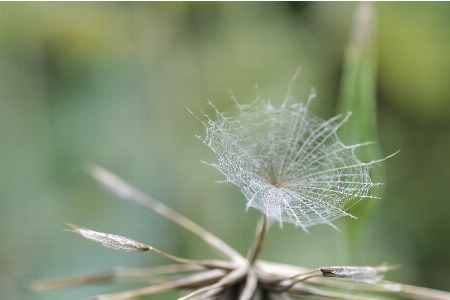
[202,89,384,231]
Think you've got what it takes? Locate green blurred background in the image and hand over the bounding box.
[0,2,449,299]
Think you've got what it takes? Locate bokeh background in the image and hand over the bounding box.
[0,2,449,299]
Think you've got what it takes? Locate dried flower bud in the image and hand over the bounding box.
[66,223,150,252]
[320,265,396,284]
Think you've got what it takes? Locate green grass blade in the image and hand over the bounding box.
[336,4,385,261]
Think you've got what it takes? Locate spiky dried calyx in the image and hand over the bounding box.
[32,165,450,300]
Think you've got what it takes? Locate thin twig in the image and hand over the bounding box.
[247,215,267,265]
[239,268,258,300]
[89,269,227,300]
[178,267,247,300]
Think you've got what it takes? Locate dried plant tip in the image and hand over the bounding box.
[66,223,150,252]
[320,264,397,284]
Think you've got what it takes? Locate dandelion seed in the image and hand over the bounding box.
[201,86,388,230]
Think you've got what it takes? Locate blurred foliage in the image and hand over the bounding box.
[335,4,385,263]
[0,3,449,299]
